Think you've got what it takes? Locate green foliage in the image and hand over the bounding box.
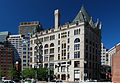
[21,68,55,81]
[21,68,35,79]
[0,69,4,78]
[8,67,19,79]
[37,68,48,81]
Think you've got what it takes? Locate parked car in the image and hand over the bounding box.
[3,80,16,83]
[2,77,6,82]
[13,79,20,83]
[51,80,63,83]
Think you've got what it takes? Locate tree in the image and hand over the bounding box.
[37,68,48,81]
[37,68,55,81]
[21,68,55,81]
[21,68,35,79]
[0,69,4,78]
[8,67,19,79]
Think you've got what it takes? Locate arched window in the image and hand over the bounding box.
[39,45,43,49]
[74,38,80,58]
[34,46,37,50]
[50,43,54,47]
[44,44,48,48]
[74,38,80,43]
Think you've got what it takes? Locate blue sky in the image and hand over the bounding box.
[0,0,120,49]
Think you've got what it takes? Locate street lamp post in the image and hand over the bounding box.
[48,51,50,82]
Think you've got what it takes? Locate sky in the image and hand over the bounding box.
[0,0,120,49]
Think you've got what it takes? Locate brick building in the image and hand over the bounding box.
[0,47,14,76]
[112,43,120,82]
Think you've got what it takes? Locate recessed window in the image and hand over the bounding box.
[50,43,54,47]
[44,44,48,48]
[74,61,80,68]
[74,51,80,58]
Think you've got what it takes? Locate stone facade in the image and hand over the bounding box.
[30,6,101,82]
[101,43,108,65]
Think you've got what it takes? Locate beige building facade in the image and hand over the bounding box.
[30,6,101,82]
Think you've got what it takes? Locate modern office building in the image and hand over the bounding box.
[8,35,23,61]
[101,43,108,65]
[8,35,31,70]
[21,35,30,70]
[30,5,101,81]
[19,21,43,36]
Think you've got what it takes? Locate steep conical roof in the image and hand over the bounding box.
[73,5,91,23]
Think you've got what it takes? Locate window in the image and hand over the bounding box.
[50,43,54,47]
[23,56,26,58]
[74,51,80,58]
[74,44,80,50]
[74,70,80,81]
[44,55,48,61]
[58,47,60,53]
[23,60,26,62]
[61,66,65,72]
[74,38,80,43]
[74,29,80,35]
[23,52,26,54]
[23,64,26,66]
[58,54,60,60]
[67,45,70,51]
[64,43,66,48]
[58,66,60,72]
[39,38,43,42]
[44,36,49,42]
[50,35,55,40]
[44,44,48,48]
[58,40,60,45]
[50,55,54,61]
[68,31,70,37]
[58,34,60,39]
[23,48,26,50]
[67,53,70,59]
[61,74,66,80]
[67,65,70,72]
[39,45,43,49]
[50,48,54,53]
[44,49,48,54]
[68,38,70,43]
[74,61,80,68]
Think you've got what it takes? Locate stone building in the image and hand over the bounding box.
[30,5,101,81]
[101,43,108,65]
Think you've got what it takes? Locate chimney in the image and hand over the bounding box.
[54,9,60,30]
